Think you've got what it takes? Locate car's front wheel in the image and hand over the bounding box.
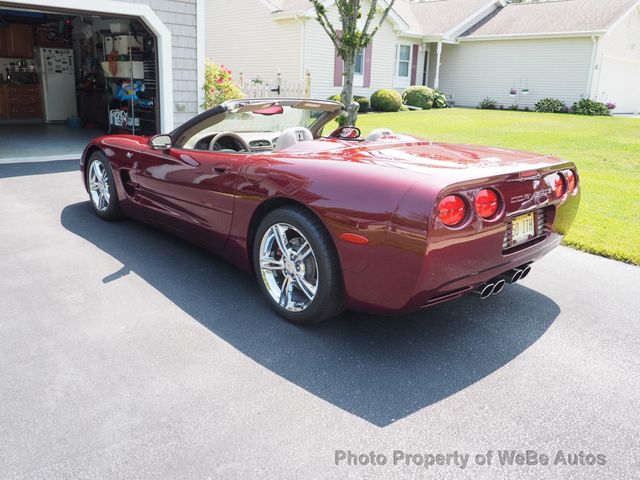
[86,151,122,220]
[253,206,344,324]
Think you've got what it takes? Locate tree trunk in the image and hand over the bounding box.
[340,50,358,126]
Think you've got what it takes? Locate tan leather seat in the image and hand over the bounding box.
[274,127,313,151]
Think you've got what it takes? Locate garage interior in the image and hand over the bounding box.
[0,6,159,162]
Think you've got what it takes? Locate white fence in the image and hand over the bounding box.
[238,71,311,99]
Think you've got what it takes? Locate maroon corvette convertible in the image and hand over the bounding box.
[81,98,580,324]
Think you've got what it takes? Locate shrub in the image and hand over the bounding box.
[534,98,568,113]
[509,104,519,111]
[402,86,435,109]
[570,98,611,116]
[606,102,616,110]
[370,88,403,112]
[354,95,370,113]
[328,94,370,113]
[478,97,497,110]
[433,90,448,109]
[202,60,244,109]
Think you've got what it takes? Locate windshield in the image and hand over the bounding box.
[210,106,318,133]
[171,98,342,150]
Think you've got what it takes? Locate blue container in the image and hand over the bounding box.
[67,116,81,129]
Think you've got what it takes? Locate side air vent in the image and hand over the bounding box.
[120,169,136,196]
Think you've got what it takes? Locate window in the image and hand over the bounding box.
[397,44,411,78]
[354,49,365,75]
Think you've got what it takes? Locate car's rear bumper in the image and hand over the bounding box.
[341,191,579,315]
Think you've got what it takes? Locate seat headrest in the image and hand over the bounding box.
[365,128,393,142]
[274,127,313,151]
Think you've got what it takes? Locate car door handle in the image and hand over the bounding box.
[214,163,232,174]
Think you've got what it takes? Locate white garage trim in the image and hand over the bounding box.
[1,0,174,132]
[196,0,205,113]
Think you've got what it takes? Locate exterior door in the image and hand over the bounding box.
[133,146,248,247]
[422,49,430,87]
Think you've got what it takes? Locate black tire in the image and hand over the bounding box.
[86,150,123,220]
[253,206,344,325]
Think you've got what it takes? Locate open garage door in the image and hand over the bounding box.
[597,55,640,114]
[0,3,166,163]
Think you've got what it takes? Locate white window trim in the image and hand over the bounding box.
[394,43,412,87]
[350,49,365,88]
[2,0,176,131]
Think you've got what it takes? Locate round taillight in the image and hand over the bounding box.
[437,195,466,227]
[475,188,500,219]
[553,173,566,198]
[566,170,576,193]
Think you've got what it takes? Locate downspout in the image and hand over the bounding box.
[434,40,443,90]
[587,35,599,99]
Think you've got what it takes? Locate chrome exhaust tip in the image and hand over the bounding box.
[491,279,506,295]
[519,265,532,280]
[472,283,495,300]
[498,269,523,284]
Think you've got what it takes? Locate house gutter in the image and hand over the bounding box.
[459,30,606,41]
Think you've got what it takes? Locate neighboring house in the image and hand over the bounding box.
[205,0,640,113]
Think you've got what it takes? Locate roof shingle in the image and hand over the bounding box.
[462,0,638,38]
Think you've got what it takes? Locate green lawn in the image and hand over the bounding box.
[355,108,640,265]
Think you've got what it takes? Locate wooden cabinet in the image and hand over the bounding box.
[0,24,34,58]
[0,27,9,57]
[0,87,7,117]
[0,84,42,119]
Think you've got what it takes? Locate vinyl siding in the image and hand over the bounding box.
[439,38,594,109]
[127,0,199,126]
[592,4,640,112]
[205,0,302,86]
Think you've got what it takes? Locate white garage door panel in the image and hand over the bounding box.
[598,55,640,114]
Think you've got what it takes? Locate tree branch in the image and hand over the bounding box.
[310,1,340,50]
[361,0,378,37]
[366,0,396,40]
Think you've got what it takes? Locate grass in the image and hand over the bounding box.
[355,108,640,265]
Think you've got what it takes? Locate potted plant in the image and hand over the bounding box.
[522,88,530,96]
[509,88,517,98]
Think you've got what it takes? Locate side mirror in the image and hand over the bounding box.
[149,134,172,150]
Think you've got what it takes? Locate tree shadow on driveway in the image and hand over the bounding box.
[61,202,560,427]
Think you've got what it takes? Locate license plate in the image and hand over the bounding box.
[511,212,536,245]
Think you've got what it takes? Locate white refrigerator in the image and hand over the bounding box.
[37,47,78,122]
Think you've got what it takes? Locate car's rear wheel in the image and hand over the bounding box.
[86,151,122,220]
[254,206,344,324]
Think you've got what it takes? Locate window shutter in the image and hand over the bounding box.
[410,44,419,85]
[334,50,343,87]
[334,30,343,87]
[363,42,373,88]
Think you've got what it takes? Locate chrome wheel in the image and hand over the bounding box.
[259,223,319,312]
[88,160,111,212]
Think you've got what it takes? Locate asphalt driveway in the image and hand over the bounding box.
[1,160,639,479]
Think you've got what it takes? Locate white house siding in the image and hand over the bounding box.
[127,0,199,126]
[204,0,302,88]
[438,38,594,109]
[592,4,640,113]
